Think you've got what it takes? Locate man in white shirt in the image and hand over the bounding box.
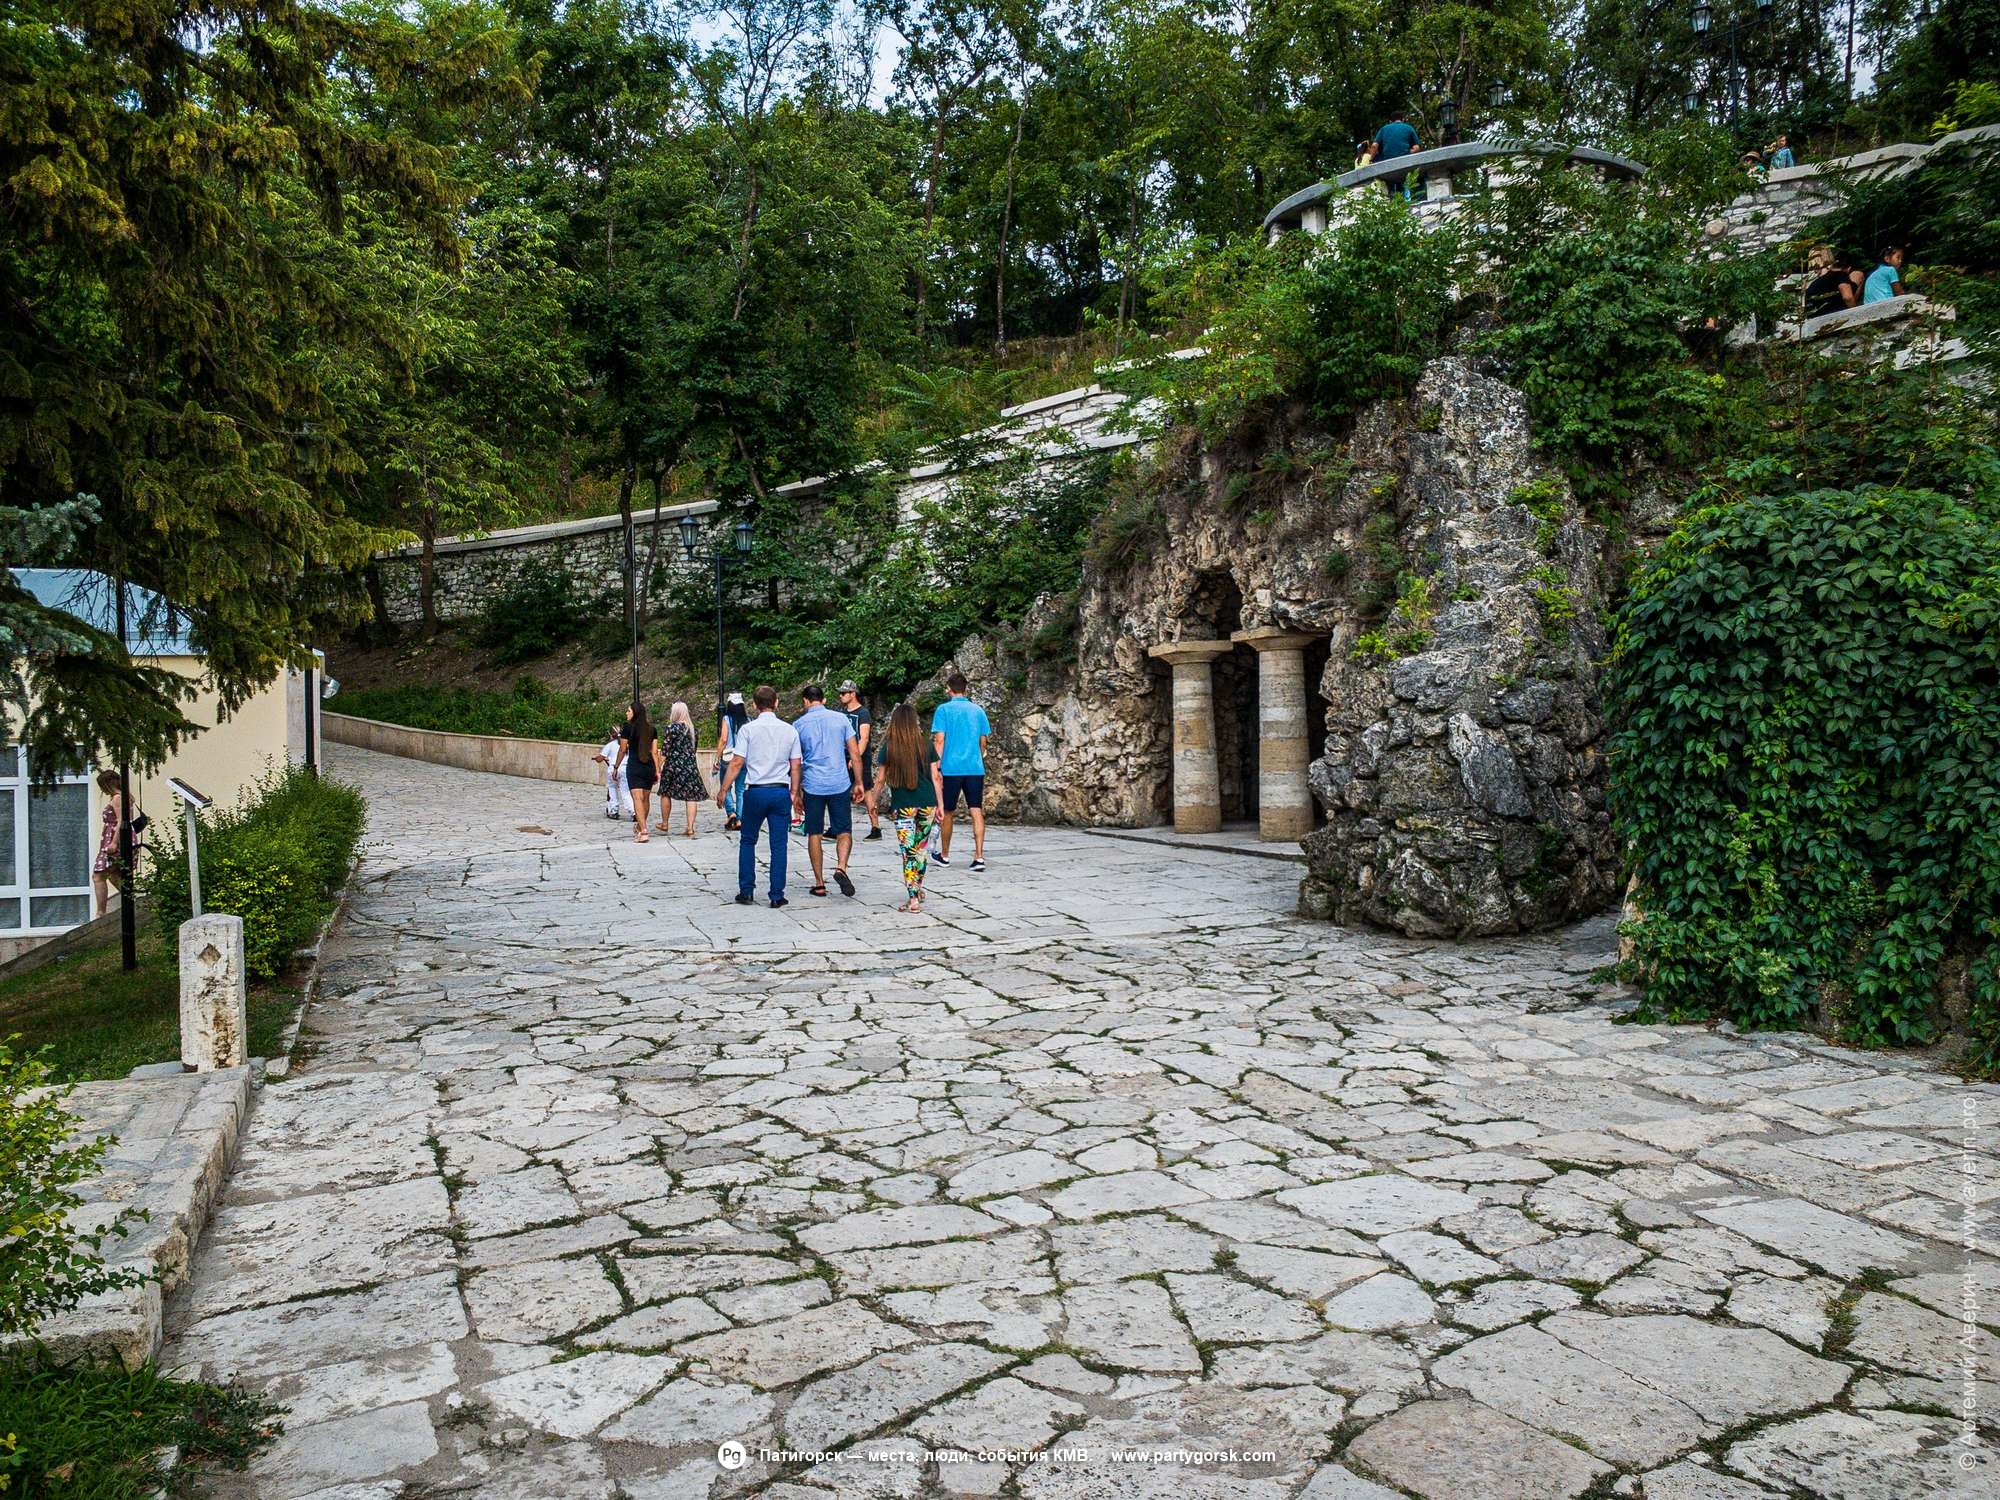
[715,683,803,907]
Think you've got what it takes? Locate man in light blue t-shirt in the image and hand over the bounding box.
[1863,246,1906,304]
[929,671,992,871]
[793,684,863,898]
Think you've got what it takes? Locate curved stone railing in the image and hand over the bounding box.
[1263,139,1648,240]
[325,712,603,784]
[1704,123,2000,255]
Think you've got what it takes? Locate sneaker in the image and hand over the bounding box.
[769,896,789,909]
[734,893,755,906]
[864,827,883,841]
[932,851,951,866]
[970,858,986,872]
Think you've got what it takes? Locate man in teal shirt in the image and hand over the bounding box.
[930,671,992,871]
[1863,247,1906,304]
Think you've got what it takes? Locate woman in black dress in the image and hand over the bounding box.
[657,701,708,837]
[614,701,660,843]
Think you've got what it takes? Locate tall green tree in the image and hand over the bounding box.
[1,0,516,771]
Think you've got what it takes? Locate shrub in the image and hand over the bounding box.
[1608,485,2000,1059]
[0,1042,148,1338]
[1146,196,1464,441]
[335,679,615,742]
[147,766,368,979]
[1483,173,1775,495]
[476,562,585,664]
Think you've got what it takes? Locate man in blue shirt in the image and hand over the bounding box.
[792,684,863,898]
[1863,246,1906,305]
[1374,118,1420,162]
[1372,118,1421,199]
[1766,133,1795,170]
[930,671,992,871]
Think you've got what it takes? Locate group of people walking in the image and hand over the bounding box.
[599,673,992,915]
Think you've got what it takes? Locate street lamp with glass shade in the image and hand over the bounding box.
[1487,79,1506,110]
[681,510,753,732]
[1683,90,1701,114]
[1693,0,1713,33]
[1439,96,1458,140]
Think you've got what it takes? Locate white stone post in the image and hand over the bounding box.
[1148,641,1233,835]
[1234,628,1321,842]
[179,914,247,1072]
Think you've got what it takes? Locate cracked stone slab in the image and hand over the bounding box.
[1725,1408,1993,1497]
[677,1298,916,1387]
[1345,1397,1611,1500]
[600,1377,776,1447]
[1695,1197,1927,1277]
[1275,1177,1482,1234]
[1432,1323,1709,1466]
[797,1205,1010,1254]
[1539,1311,1849,1427]
[474,1350,674,1437]
[783,1343,1011,1451]
[1061,1280,1202,1373]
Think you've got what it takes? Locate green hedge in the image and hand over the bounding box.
[334,677,621,743]
[1608,485,2000,1066]
[146,767,367,978]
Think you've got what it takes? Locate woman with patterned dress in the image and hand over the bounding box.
[876,702,945,913]
[658,701,708,837]
[92,770,124,916]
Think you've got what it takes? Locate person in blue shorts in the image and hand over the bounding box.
[929,671,992,871]
[793,683,863,898]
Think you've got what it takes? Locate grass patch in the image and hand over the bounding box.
[0,1357,281,1499]
[335,677,620,743]
[0,934,297,1085]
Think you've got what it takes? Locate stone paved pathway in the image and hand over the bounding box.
[165,746,1998,1499]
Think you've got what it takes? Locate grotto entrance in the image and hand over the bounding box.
[1144,572,1328,842]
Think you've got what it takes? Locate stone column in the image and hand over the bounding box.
[179,914,247,1072]
[1147,641,1233,834]
[1233,628,1321,842]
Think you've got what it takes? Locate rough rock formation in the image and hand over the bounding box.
[1299,359,1619,936]
[938,355,1620,936]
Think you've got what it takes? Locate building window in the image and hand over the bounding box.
[0,749,95,933]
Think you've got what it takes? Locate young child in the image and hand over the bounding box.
[594,726,632,821]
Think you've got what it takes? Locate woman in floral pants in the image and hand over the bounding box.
[875,702,946,913]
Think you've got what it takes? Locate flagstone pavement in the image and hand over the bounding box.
[164,745,1998,1499]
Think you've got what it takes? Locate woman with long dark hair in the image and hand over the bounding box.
[877,702,945,913]
[614,701,660,843]
[714,693,749,830]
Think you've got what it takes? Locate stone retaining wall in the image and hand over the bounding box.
[372,383,1153,625]
[1704,123,2000,256]
[4,1067,254,1368]
[325,712,601,785]
[374,504,718,626]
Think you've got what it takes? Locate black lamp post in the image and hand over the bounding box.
[1690,0,1772,124]
[1439,96,1458,142]
[681,511,754,727]
[1487,79,1507,110]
